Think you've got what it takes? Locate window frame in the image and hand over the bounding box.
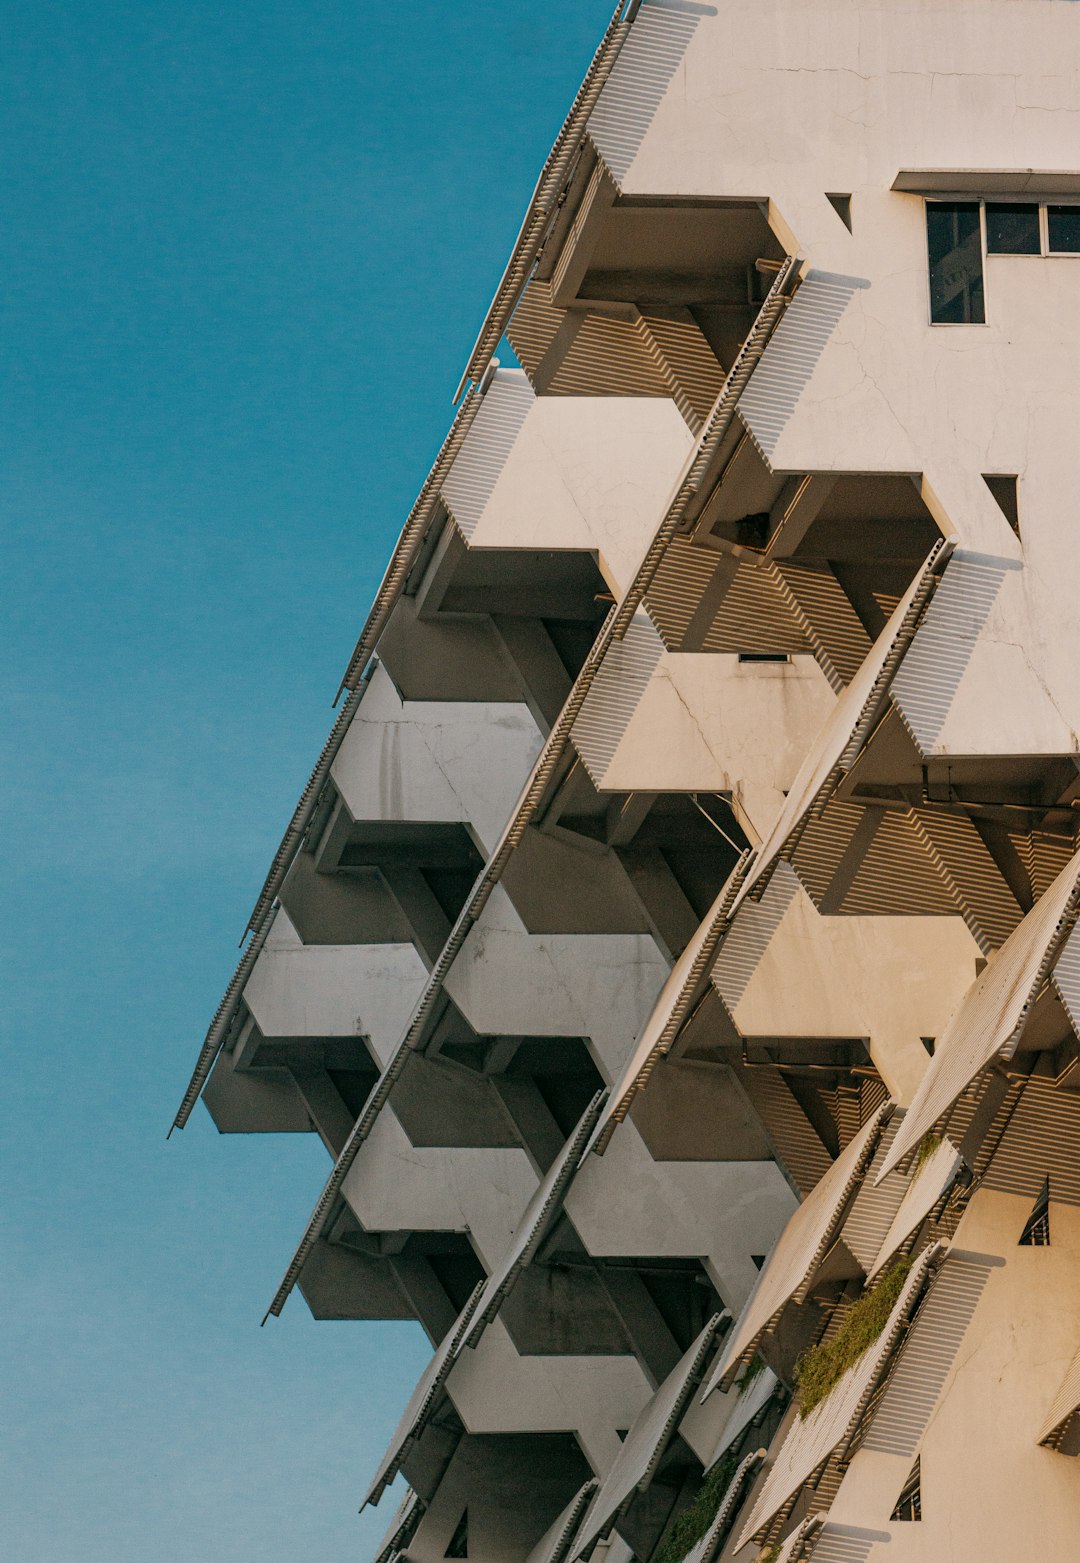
[925,199,988,327]
[925,195,1080,326]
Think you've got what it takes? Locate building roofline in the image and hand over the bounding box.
[452,0,639,404]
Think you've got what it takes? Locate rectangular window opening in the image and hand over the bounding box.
[926,201,985,324]
[985,202,1041,255]
[1048,204,1080,254]
[738,652,791,664]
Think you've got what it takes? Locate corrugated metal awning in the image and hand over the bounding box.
[363,1284,485,1508]
[877,846,1080,1182]
[570,1315,725,1560]
[459,1093,606,1350]
[702,1109,888,1398]
[524,1481,599,1563]
[588,858,750,1155]
[729,541,948,918]
[675,1449,765,1563]
[867,1138,961,1281]
[1038,1346,1080,1450]
[732,1246,937,1549]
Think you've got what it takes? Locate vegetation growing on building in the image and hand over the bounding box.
[650,1450,739,1563]
[794,1256,913,1417]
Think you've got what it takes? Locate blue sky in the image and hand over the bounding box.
[1,4,613,1558]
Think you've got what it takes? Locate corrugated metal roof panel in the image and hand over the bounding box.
[590,858,750,1153]
[525,1481,599,1563]
[1051,919,1080,1036]
[570,1316,724,1560]
[675,1450,766,1563]
[774,1515,824,1563]
[838,1116,910,1272]
[363,1284,485,1507]
[731,546,946,916]
[866,1138,961,1280]
[877,846,1080,1182]
[702,1109,887,1397]
[733,1247,936,1549]
[460,1093,606,1349]
[372,1488,423,1563]
[1038,1346,1080,1448]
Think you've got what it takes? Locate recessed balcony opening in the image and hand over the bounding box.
[294,818,484,961]
[202,1010,381,1139]
[403,1432,592,1563]
[519,760,749,955]
[515,150,787,420]
[504,1218,723,1381]
[393,519,610,725]
[616,793,750,926]
[299,1212,485,1333]
[408,999,604,1166]
[696,457,942,633]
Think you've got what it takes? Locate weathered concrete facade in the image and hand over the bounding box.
[176,4,1080,1560]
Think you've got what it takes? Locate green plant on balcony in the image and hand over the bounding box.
[914,1131,943,1171]
[757,1545,781,1563]
[650,1450,739,1563]
[794,1255,913,1418]
[735,1353,766,1396]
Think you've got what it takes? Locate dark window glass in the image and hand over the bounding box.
[985,202,1040,254]
[926,202,985,323]
[1047,205,1080,252]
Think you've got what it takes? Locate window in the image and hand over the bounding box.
[1019,1177,1051,1246]
[985,202,1040,255]
[1048,205,1080,253]
[926,199,1080,324]
[446,1509,469,1559]
[891,1458,922,1521]
[926,202,985,324]
[982,473,1020,536]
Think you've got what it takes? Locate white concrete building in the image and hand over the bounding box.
[176,3,1080,1560]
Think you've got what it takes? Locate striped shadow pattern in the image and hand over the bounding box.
[980,1075,1080,1206]
[711,862,801,1012]
[891,552,1019,755]
[586,0,711,187]
[859,1248,997,1458]
[838,1115,910,1273]
[738,272,870,462]
[866,1137,961,1280]
[571,612,665,786]
[1051,918,1080,1036]
[1038,1346,1080,1451]
[440,371,535,539]
[805,1524,888,1563]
